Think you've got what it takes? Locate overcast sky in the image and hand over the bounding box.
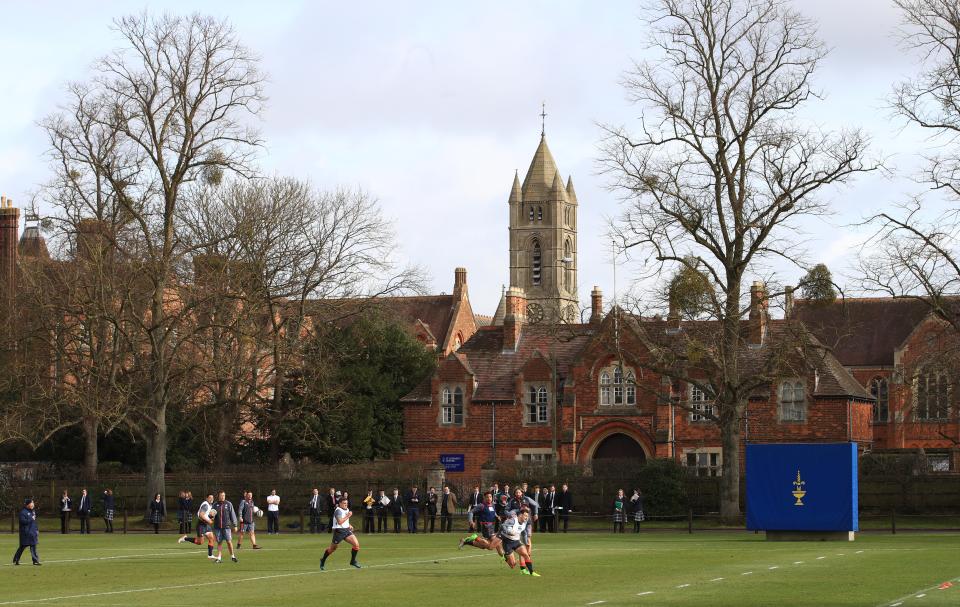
[0,0,938,316]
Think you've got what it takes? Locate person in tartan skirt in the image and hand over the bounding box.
[630,488,645,533]
[102,489,115,533]
[149,493,166,534]
[177,491,188,534]
[612,489,626,533]
[182,491,194,534]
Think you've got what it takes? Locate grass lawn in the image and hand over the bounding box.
[1,530,958,606]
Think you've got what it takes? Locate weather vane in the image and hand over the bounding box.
[540,101,547,136]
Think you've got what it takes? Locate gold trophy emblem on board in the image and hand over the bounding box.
[792,470,806,506]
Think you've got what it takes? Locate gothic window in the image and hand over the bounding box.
[915,370,949,420]
[779,380,806,422]
[532,241,542,285]
[869,377,889,423]
[537,206,543,221]
[599,365,636,406]
[526,385,549,424]
[528,206,534,221]
[441,386,464,425]
[563,239,573,291]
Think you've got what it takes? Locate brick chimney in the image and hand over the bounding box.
[748,281,768,345]
[502,286,526,352]
[453,267,468,301]
[590,286,603,324]
[784,285,795,319]
[0,196,20,306]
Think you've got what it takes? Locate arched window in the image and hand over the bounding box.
[453,334,462,351]
[563,239,573,291]
[869,377,888,423]
[528,206,534,221]
[441,386,464,425]
[779,380,806,422]
[537,206,543,221]
[526,385,549,424]
[599,366,636,406]
[532,241,542,285]
[915,370,949,420]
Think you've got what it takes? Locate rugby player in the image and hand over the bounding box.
[320,496,361,570]
[458,492,500,551]
[178,493,217,560]
[499,510,539,576]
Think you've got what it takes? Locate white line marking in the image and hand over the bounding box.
[2,550,199,567]
[769,566,779,570]
[875,576,960,607]
[676,584,690,588]
[586,602,606,605]
[636,592,655,597]
[710,577,724,582]
[837,553,846,556]
[916,594,926,598]
[742,571,753,575]
[890,604,901,607]
[856,550,864,554]
[0,553,487,605]
[794,561,804,565]
[816,556,826,560]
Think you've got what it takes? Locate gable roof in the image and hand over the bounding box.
[792,297,934,367]
[304,295,457,345]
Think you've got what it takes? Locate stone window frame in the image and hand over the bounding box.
[531,240,542,286]
[524,384,550,426]
[516,447,553,462]
[683,448,722,477]
[439,385,465,426]
[778,379,807,422]
[869,376,889,423]
[914,369,950,421]
[599,365,636,406]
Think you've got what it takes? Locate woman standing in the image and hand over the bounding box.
[630,488,645,533]
[612,489,626,533]
[102,489,115,533]
[183,491,194,535]
[149,493,166,534]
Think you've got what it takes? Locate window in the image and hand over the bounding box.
[517,449,553,463]
[599,366,636,406]
[526,385,549,424]
[453,334,462,351]
[441,386,464,425]
[528,207,534,221]
[563,239,573,291]
[532,241,542,286]
[537,206,543,221]
[779,380,806,422]
[869,377,889,423]
[915,370,950,420]
[927,453,951,472]
[689,384,716,422]
[685,449,721,477]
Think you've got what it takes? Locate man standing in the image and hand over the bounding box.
[212,491,239,563]
[439,485,456,532]
[390,488,403,533]
[557,483,573,532]
[405,485,421,533]
[468,485,481,509]
[12,499,40,566]
[545,485,557,533]
[425,487,438,533]
[237,492,262,550]
[533,485,544,531]
[375,489,389,533]
[265,489,280,535]
[77,489,91,534]
[326,487,337,534]
[59,490,71,534]
[308,488,322,533]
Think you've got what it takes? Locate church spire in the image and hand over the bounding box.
[509,170,522,205]
[566,175,578,204]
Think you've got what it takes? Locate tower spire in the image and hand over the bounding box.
[540,101,547,136]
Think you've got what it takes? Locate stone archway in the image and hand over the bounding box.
[593,433,647,462]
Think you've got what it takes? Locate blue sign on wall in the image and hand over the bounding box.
[439,454,465,472]
[746,442,858,532]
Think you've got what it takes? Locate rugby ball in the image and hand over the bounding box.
[255,508,264,518]
[208,509,217,520]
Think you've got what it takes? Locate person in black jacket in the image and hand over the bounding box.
[326,488,337,534]
[390,488,403,533]
[59,490,72,534]
[102,489,115,533]
[557,484,573,532]
[13,499,40,566]
[177,491,188,534]
[183,491,194,535]
[630,488,645,533]
[149,493,166,534]
[425,487,438,533]
[544,485,557,533]
[405,486,421,533]
[77,489,91,534]
[308,488,323,533]
[468,485,482,509]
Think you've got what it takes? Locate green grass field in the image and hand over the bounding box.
[1,531,958,606]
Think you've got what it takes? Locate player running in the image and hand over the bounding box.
[499,510,539,576]
[178,493,217,560]
[319,496,361,570]
[459,492,501,551]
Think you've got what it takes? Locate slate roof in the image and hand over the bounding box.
[304,295,457,344]
[792,297,934,367]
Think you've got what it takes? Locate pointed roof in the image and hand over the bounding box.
[509,171,522,204]
[492,286,507,326]
[566,176,578,204]
[550,170,567,201]
[521,135,561,202]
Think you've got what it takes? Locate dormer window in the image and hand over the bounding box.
[526,385,549,424]
[441,386,464,425]
[600,365,636,406]
[779,380,806,422]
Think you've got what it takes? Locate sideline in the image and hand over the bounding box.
[1,550,201,567]
[875,576,960,607]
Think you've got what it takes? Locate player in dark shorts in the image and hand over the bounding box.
[320,496,361,570]
[458,492,501,551]
[499,510,538,576]
[178,493,217,560]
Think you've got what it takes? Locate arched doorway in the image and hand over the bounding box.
[593,433,647,462]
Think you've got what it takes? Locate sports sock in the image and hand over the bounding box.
[320,548,331,566]
[350,548,359,564]
[207,545,213,556]
[465,533,478,542]
[526,560,534,573]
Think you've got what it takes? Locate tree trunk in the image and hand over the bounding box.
[143,409,167,520]
[719,406,742,521]
[82,416,99,481]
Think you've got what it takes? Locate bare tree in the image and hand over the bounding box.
[40,13,264,510]
[601,0,874,518]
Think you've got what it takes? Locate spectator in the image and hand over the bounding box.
[440,485,457,533]
[77,489,91,534]
[183,491,194,535]
[631,488,645,533]
[534,485,545,531]
[12,498,40,566]
[375,489,389,533]
[266,490,280,534]
[405,485,421,533]
[308,488,322,533]
[102,489,115,533]
[557,483,573,532]
[545,484,557,533]
[390,488,403,533]
[342,491,350,509]
[468,485,481,509]
[425,487,438,533]
[521,482,530,497]
[613,489,626,533]
[326,488,337,534]
[59,490,72,534]
[362,490,376,533]
[149,493,166,534]
[177,490,188,535]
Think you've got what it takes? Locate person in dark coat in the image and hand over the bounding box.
[308,488,323,533]
[182,491,194,535]
[59,490,72,534]
[326,488,337,534]
[405,486,421,533]
[425,487,438,533]
[13,499,40,566]
[149,493,166,534]
[468,485,481,509]
[102,489,116,533]
[375,490,389,532]
[390,488,404,533]
[630,488,645,533]
[77,488,91,534]
[557,483,573,532]
[177,491,188,534]
[439,485,457,532]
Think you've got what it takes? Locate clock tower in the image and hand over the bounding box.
[506,133,579,323]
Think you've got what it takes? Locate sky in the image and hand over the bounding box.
[0,0,939,316]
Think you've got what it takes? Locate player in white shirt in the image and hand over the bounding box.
[177,493,217,560]
[319,496,361,570]
[498,510,539,576]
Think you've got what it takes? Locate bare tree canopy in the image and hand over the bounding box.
[602,0,875,519]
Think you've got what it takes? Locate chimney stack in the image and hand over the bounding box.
[0,196,20,306]
[748,281,768,345]
[590,286,603,324]
[453,267,468,301]
[502,286,526,352]
[784,285,795,319]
